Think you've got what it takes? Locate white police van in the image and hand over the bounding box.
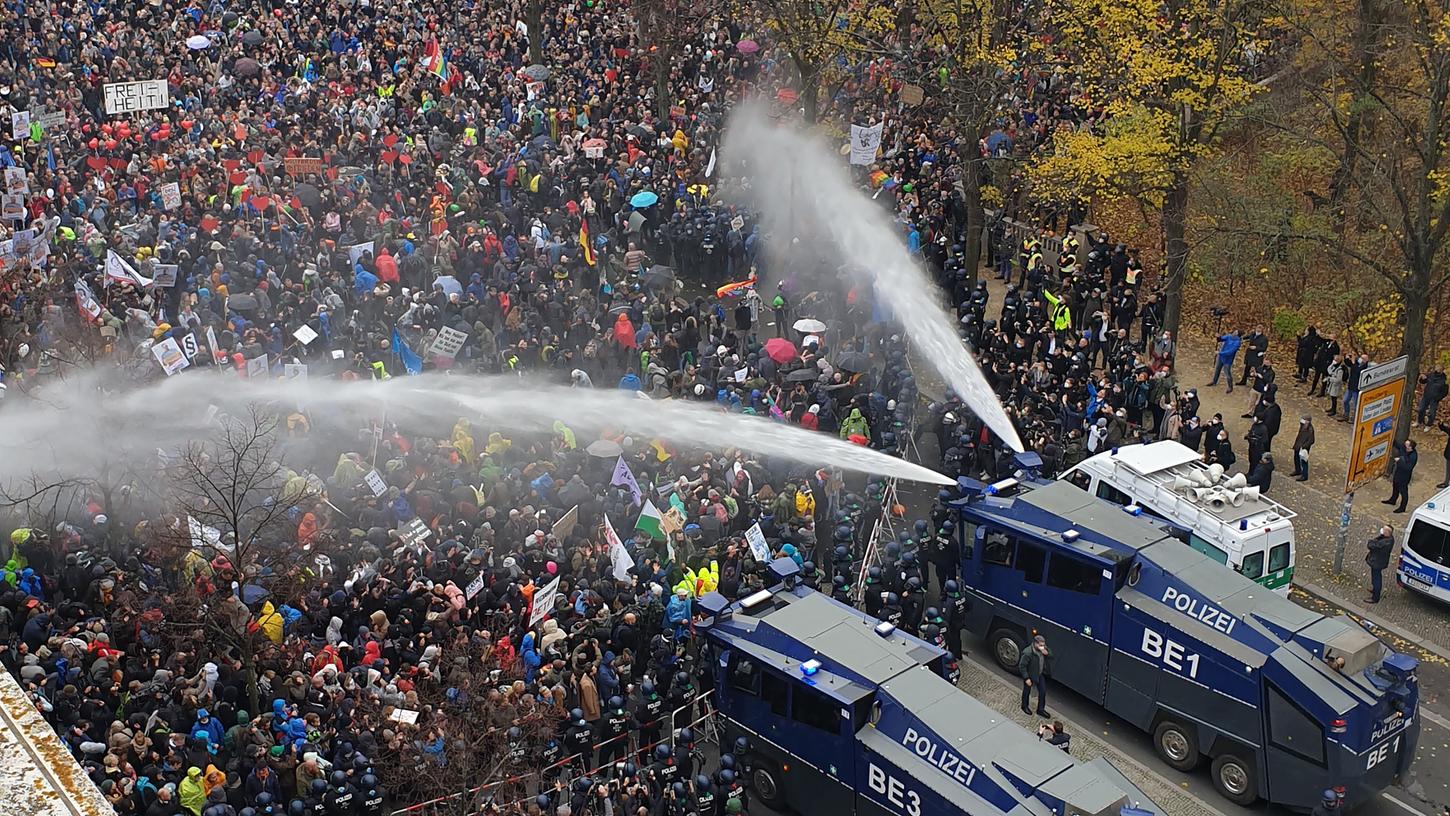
[1397,485,1450,603]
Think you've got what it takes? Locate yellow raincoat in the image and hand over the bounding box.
[485,432,512,456]
[674,561,719,597]
[257,601,283,644]
[451,419,476,464]
[553,420,577,450]
[179,767,206,816]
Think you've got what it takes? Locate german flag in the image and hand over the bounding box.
[579,220,596,266]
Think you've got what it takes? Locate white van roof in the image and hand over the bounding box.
[1077,441,1297,525]
[1410,485,1450,527]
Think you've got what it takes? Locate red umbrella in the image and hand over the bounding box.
[736,39,760,55]
[764,337,798,363]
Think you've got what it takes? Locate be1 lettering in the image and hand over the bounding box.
[1141,629,1201,679]
[1366,736,1401,770]
[867,763,922,816]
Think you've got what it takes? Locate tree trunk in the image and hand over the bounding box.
[526,0,543,66]
[242,636,260,716]
[1395,277,1429,446]
[961,156,984,286]
[654,50,671,121]
[792,59,820,124]
[1328,0,1384,211]
[1161,176,1190,341]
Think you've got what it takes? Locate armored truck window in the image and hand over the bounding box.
[792,685,842,734]
[1267,682,1326,765]
[984,530,1013,565]
[1014,540,1047,583]
[759,669,790,717]
[1268,543,1291,573]
[730,655,760,695]
[1240,551,1265,580]
[1047,554,1103,594]
[958,521,977,560]
[1189,534,1229,565]
[1096,481,1132,505]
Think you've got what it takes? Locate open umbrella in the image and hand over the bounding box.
[736,39,760,55]
[630,191,659,208]
[642,265,676,288]
[582,138,606,151]
[625,124,652,139]
[432,275,462,297]
[521,64,551,81]
[836,351,871,373]
[186,34,212,50]
[792,317,827,333]
[627,211,647,233]
[764,337,798,364]
[242,29,264,46]
[234,58,261,77]
[586,439,623,458]
[227,292,259,312]
[293,182,322,208]
[786,368,819,383]
[239,584,270,604]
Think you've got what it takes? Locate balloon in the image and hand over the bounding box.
[101,124,113,135]
[88,138,99,150]
[104,139,117,151]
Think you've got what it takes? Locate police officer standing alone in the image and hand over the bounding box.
[1019,635,1051,717]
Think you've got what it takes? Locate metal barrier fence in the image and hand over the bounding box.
[389,689,718,816]
[985,211,1099,278]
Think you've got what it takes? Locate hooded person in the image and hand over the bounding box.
[180,767,207,816]
[839,408,869,440]
[521,631,542,683]
[193,708,224,746]
[539,618,567,653]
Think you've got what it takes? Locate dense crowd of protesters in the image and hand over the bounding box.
[0,0,1373,814]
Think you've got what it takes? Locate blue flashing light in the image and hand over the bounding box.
[801,659,821,677]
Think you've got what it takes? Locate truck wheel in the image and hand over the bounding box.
[1211,754,1258,806]
[752,762,786,810]
[1152,721,1200,771]
[989,628,1025,673]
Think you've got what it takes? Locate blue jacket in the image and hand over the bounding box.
[520,633,541,683]
[665,595,692,626]
[1216,333,1242,363]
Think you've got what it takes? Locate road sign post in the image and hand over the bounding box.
[1335,356,1408,574]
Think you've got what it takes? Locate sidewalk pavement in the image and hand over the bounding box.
[955,657,1225,816]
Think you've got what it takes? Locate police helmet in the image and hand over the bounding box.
[289,800,306,816]
[719,769,736,785]
[679,727,694,744]
[734,736,750,754]
[570,707,586,724]
[360,775,377,790]
[696,774,712,789]
[256,794,275,807]
[885,592,900,606]
[914,520,929,534]
[672,782,687,797]
[507,726,522,740]
[866,566,881,582]
[655,744,673,761]
[329,772,346,787]
[719,754,735,770]
[906,577,921,592]
[924,607,941,621]
[608,696,624,710]
[310,780,327,796]
[944,579,960,594]
[674,671,690,687]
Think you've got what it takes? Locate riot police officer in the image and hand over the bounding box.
[799,561,821,591]
[880,592,903,628]
[306,779,329,816]
[563,708,594,770]
[830,574,852,605]
[651,743,683,788]
[942,579,971,659]
[901,576,925,635]
[322,772,355,816]
[634,679,667,763]
[598,696,635,768]
[355,775,383,816]
[863,567,885,617]
[693,774,718,815]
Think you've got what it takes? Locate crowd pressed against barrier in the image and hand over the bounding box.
[3,0,1435,814]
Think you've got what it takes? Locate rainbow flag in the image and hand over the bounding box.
[715,275,757,298]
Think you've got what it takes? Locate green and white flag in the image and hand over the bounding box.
[636,499,666,542]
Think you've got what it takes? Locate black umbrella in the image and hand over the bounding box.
[234,57,261,77]
[293,182,322,208]
[836,351,871,373]
[626,124,651,139]
[227,292,259,312]
[242,30,264,46]
[521,64,551,81]
[642,265,675,288]
[786,368,818,383]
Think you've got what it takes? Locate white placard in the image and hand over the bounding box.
[849,121,884,165]
[364,469,388,497]
[179,331,200,360]
[388,709,420,724]
[745,522,771,562]
[151,336,191,376]
[552,505,579,540]
[466,572,487,601]
[103,79,170,115]
[348,241,374,264]
[4,167,28,194]
[30,108,65,130]
[529,575,561,625]
[730,215,744,233]
[293,324,319,345]
[400,517,431,545]
[10,110,30,141]
[584,145,604,159]
[151,263,179,287]
[284,362,309,380]
[429,325,468,358]
[206,326,223,361]
[246,354,268,379]
[160,182,181,211]
[1,193,24,222]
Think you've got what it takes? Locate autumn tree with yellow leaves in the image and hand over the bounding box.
[1028,0,1265,338]
[753,0,895,123]
[1221,0,1450,442]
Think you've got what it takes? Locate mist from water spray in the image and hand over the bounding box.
[724,105,1024,452]
[0,372,954,486]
